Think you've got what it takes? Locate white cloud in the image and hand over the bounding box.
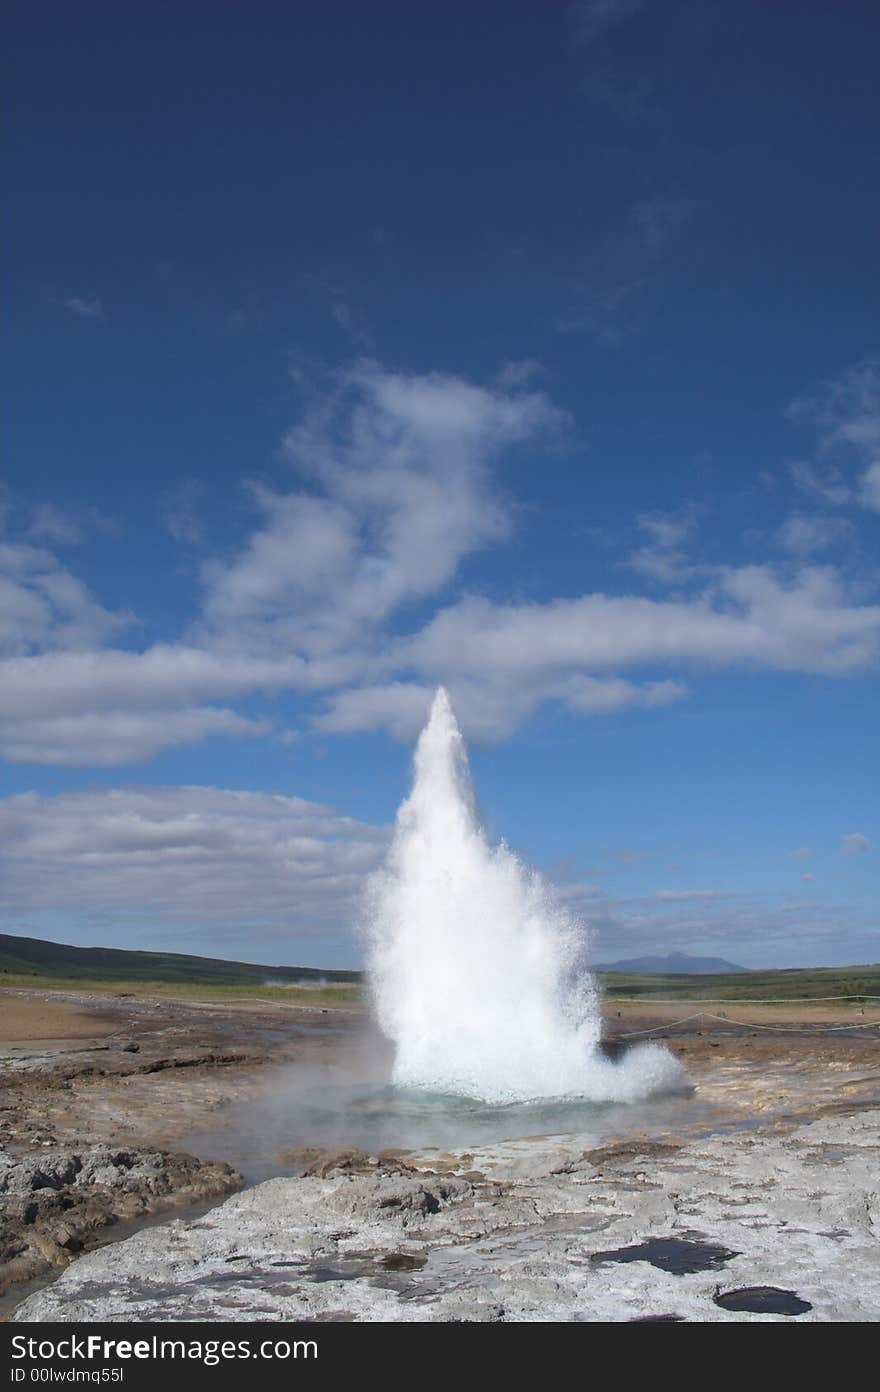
[3,358,880,765]
[314,682,434,740]
[63,297,106,322]
[841,832,870,855]
[0,537,131,657]
[328,294,372,348]
[789,359,880,513]
[861,460,880,512]
[653,889,730,903]
[560,674,686,714]
[162,479,205,544]
[626,509,699,582]
[200,361,564,660]
[789,460,852,506]
[0,647,302,722]
[493,360,545,389]
[554,881,608,902]
[583,890,879,969]
[777,512,852,555]
[315,675,687,742]
[26,504,83,546]
[0,787,387,936]
[789,847,813,860]
[311,557,880,741]
[0,708,269,766]
[405,565,880,679]
[3,782,871,968]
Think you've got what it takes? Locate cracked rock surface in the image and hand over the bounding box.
[13,1109,880,1322]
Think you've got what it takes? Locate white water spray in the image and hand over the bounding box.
[365,687,684,1105]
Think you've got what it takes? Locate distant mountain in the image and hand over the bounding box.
[0,931,361,985]
[596,951,748,975]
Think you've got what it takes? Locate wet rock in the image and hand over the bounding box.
[380,1252,426,1271]
[0,1145,240,1292]
[12,1109,880,1323]
[278,1147,416,1179]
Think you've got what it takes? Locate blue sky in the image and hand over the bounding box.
[3,0,878,969]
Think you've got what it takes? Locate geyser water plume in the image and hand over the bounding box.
[365,687,684,1105]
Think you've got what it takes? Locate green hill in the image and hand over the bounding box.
[0,932,361,987]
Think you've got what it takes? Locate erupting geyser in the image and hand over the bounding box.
[365,687,684,1105]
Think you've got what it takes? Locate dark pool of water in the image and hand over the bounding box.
[591,1236,739,1276]
[714,1286,812,1315]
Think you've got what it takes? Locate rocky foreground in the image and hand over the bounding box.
[1,1146,240,1292]
[0,987,340,1297]
[13,1108,880,1323]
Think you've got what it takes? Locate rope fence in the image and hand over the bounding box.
[609,994,880,1005]
[614,1006,880,1038]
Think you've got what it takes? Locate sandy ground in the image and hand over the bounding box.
[0,995,123,1043]
[0,988,351,1153]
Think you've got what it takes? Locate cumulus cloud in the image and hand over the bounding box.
[3,357,880,764]
[0,537,131,657]
[841,832,870,855]
[0,647,302,723]
[314,682,434,740]
[315,675,686,743]
[0,708,269,766]
[561,674,686,714]
[403,564,880,679]
[0,787,387,937]
[200,360,564,659]
[0,645,312,766]
[307,559,880,741]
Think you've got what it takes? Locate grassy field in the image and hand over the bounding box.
[2,932,878,1007]
[600,963,880,1003]
[0,971,361,1009]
